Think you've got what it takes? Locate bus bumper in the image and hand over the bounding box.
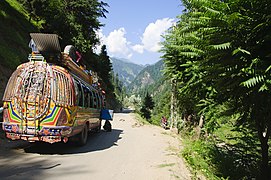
[2,123,73,144]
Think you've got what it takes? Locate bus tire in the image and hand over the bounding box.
[77,124,88,146]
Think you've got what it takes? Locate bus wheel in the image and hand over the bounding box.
[78,124,88,146]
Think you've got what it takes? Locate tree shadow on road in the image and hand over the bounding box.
[24,129,123,155]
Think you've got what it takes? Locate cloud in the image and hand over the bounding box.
[95,29,106,52]
[141,18,175,52]
[96,28,133,59]
[132,44,144,54]
[95,18,175,61]
[107,28,130,54]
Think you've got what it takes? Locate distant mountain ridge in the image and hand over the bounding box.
[110,57,144,86]
[128,60,165,94]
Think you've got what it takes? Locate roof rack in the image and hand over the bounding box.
[28,53,45,62]
[30,33,61,54]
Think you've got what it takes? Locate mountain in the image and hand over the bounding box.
[110,57,144,86]
[127,59,172,126]
[127,60,165,94]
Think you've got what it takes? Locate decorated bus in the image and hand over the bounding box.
[1,33,108,145]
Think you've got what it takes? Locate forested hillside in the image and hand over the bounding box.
[127,60,172,125]
[111,57,144,86]
[0,0,37,100]
[128,60,164,94]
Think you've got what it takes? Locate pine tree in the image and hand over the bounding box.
[140,92,154,121]
[99,45,114,92]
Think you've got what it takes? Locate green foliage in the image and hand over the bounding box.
[140,92,155,121]
[151,88,171,125]
[98,45,114,92]
[127,60,171,124]
[125,94,141,112]
[110,73,125,110]
[181,113,261,179]
[0,0,37,70]
[241,75,265,88]
[182,139,220,179]
[161,0,271,178]
[182,137,258,180]
[20,0,108,53]
[0,45,21,68]
[6,0,28,16]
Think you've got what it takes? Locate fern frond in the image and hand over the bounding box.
[232,47,251,56]
[265,65,271,73]
[210,42,231,50]
[241,75,265,88]
[259,84,268,92]
[175,45,204,54]
[179,32,200,41]
[179,51,200,58]
[199,27,218,33]
[203,6,221,15]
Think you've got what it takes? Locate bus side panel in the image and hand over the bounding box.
[75,107,101,131]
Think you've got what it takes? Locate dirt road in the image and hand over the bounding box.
[0,112,192,180]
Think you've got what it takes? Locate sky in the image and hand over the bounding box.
[96,0,183,65]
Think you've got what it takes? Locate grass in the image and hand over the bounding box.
[5,0,43,28]
[180,121,261,180]
[134,113,151,125]
[0,44,21,68]
[182,138,221,179]
[157,163,176,168]
[5,0,28,16]
[0,0,38,70]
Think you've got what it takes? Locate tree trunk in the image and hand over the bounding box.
[199,115,204,128]
[258,127,270,180]
[170,78,177,129]
[170,86,174,129]
[259,138,269,179]
[196,115,204,139]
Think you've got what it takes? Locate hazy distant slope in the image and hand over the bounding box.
[111,57,144,86]
[128,60,165,94]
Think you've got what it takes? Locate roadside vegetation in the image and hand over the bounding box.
[133,0,271,179]
[160,0,271,179]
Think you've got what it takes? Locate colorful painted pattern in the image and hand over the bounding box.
[2,60,102,144]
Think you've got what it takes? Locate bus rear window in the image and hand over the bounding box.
[53,69,74,106]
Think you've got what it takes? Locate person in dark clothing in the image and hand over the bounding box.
[103,120,112,132]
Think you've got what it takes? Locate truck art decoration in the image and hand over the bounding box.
[1,33,112,145]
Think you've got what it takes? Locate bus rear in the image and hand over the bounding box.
[2,59,76,143]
